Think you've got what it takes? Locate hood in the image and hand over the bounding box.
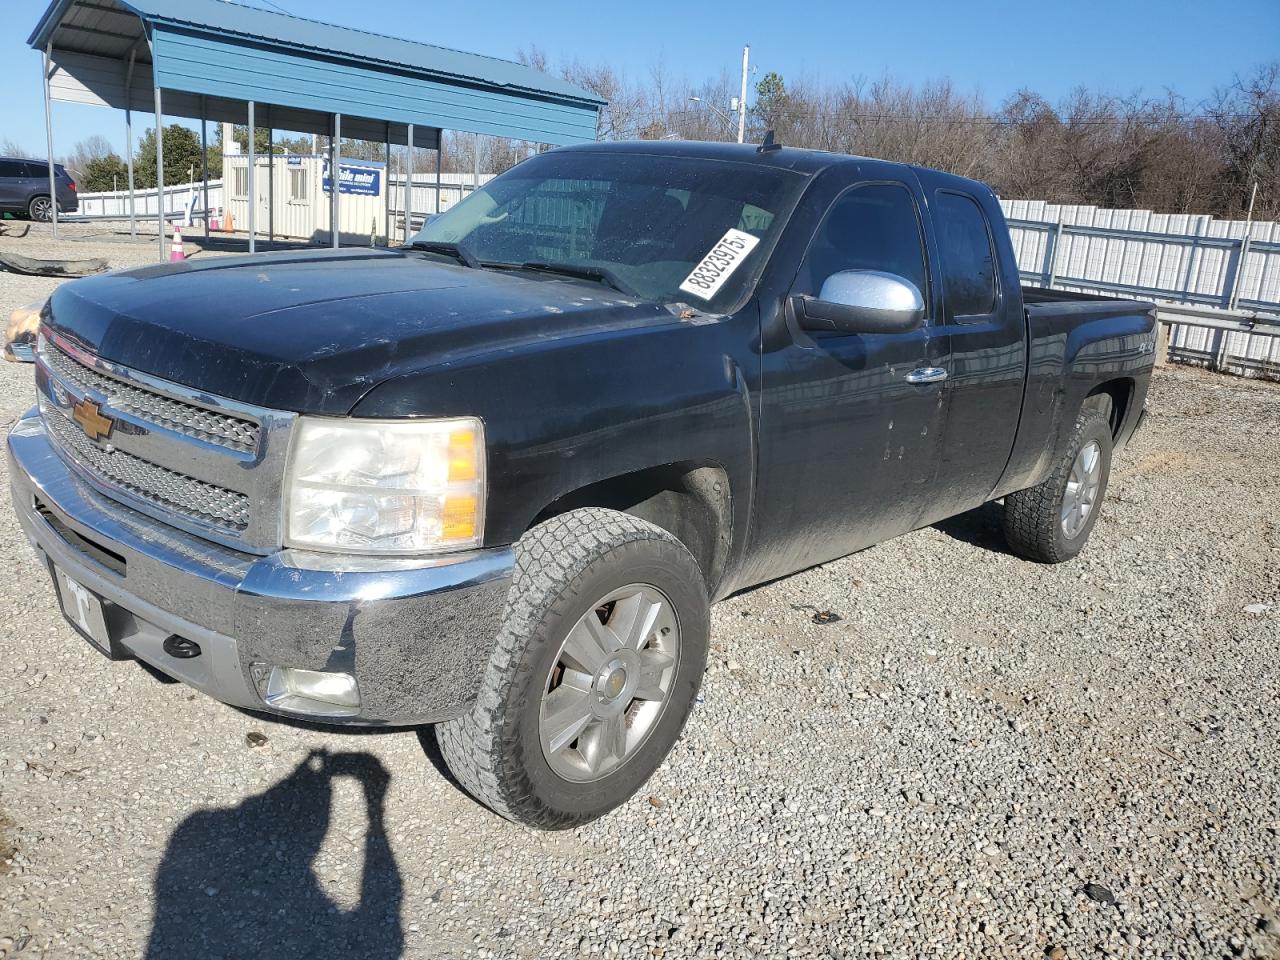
[44,248,673,414]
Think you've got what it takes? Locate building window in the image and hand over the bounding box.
[288,167,308,203]
[232,166,248,199]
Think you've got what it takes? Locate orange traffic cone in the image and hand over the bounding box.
[169,225,186,262]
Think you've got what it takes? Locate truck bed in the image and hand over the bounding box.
[1022,285,1153,321]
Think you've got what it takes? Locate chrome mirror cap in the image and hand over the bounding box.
[817,270,924,316]
[795,270,925,335]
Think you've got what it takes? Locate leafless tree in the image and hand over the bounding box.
[59,135,116,179]
[1206,63,1279,219]
[432,53,1280,219]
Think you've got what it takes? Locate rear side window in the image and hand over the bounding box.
[796,182,928,300]
[0,160,25,178]
[935,191,997,319]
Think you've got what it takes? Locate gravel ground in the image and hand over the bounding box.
[1,223,1278,959]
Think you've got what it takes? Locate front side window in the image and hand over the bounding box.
[413,151,808,312]
[0,160,25,178]
[794,182,928,302]
[935,191,997,319]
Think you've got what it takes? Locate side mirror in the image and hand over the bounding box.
[792,270,925,335]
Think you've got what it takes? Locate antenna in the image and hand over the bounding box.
[757,130,781,153]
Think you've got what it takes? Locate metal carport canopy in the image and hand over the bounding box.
[27,0,604,144]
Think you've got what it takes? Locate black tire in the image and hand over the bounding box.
[1003,401,1113,563]
[437,507,710,829]
[27,196,52,222]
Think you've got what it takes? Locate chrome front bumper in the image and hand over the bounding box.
[7,410,513,725]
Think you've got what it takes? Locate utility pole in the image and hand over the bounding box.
[737,44,749,144]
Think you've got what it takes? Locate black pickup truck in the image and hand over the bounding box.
[7,141,1155,827]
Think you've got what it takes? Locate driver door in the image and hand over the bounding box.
[746,178,950,581]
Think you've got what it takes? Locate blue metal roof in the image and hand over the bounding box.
[29,0,602,144]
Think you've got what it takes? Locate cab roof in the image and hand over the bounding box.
[554,139,995,197]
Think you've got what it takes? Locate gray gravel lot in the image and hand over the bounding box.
[1,224,1278,959]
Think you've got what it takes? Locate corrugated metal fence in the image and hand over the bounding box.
[74,180,221,219]
[1002,199,1280,378]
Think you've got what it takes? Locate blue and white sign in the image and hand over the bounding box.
[322,160,383,196]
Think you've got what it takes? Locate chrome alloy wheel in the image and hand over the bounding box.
[539,584,680,782]
[29,196,52,222]
[1061,440,1102,539]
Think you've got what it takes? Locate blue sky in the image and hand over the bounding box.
[4,0,1278,157]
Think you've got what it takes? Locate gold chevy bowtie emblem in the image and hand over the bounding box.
[72,398,115,443]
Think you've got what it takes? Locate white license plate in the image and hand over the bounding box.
[54,567,111,654]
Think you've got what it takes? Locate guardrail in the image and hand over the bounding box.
[1009,216,1280,379]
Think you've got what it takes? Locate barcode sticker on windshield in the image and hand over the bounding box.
[679,228,761,301]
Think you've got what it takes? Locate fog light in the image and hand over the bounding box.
[261,665,360,718]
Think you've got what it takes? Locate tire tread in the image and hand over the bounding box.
[438,507,699,828]
[1003,406,1112,563]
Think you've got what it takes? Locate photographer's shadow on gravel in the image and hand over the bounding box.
[145,750,403,960]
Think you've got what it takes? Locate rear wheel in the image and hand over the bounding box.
[437,508,709,828]
[27,196,52,222]
[1003,402,1113,563]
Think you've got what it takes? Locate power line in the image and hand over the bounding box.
[661,105,1262,127]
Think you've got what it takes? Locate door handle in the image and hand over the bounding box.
[905,367,948,384]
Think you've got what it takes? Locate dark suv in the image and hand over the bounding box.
[0,157,78,221]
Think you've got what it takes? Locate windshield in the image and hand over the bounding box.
[411,151,808,312]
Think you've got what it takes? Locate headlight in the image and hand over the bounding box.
[284,416,485,554]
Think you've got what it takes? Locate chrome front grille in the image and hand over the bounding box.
[42,341,260,453]
[45,408,251,530]
[35,330,295,554]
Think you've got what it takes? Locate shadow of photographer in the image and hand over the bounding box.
[145,749,403,959]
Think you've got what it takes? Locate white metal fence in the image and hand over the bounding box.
[73,180,222,220]
[1002,199,1280,378]
[73,171,494,236]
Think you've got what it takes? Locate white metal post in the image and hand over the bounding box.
[124,49,137,240]
[247,100,255,253]
[331,112,341,248]
[154,85,165,260]
[1229,182,1260,311]
[384,122,391,246]
[404,123,414,242]
[200,98,209,243]
[1046,220,1065,288]
[267,124,274,245]
[42,43,59,239]
[435,137,442,214]
[737,45,749,144]
[1227,237,1252,310]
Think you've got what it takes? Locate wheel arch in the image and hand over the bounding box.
[527,462,733,598]
[1084,377,1135,440]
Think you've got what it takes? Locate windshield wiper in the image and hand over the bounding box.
[508,261,639,298]
[408,240,479,268]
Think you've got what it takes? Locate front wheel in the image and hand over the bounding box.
[437,508,709,828]
[1003,402,1113,563]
